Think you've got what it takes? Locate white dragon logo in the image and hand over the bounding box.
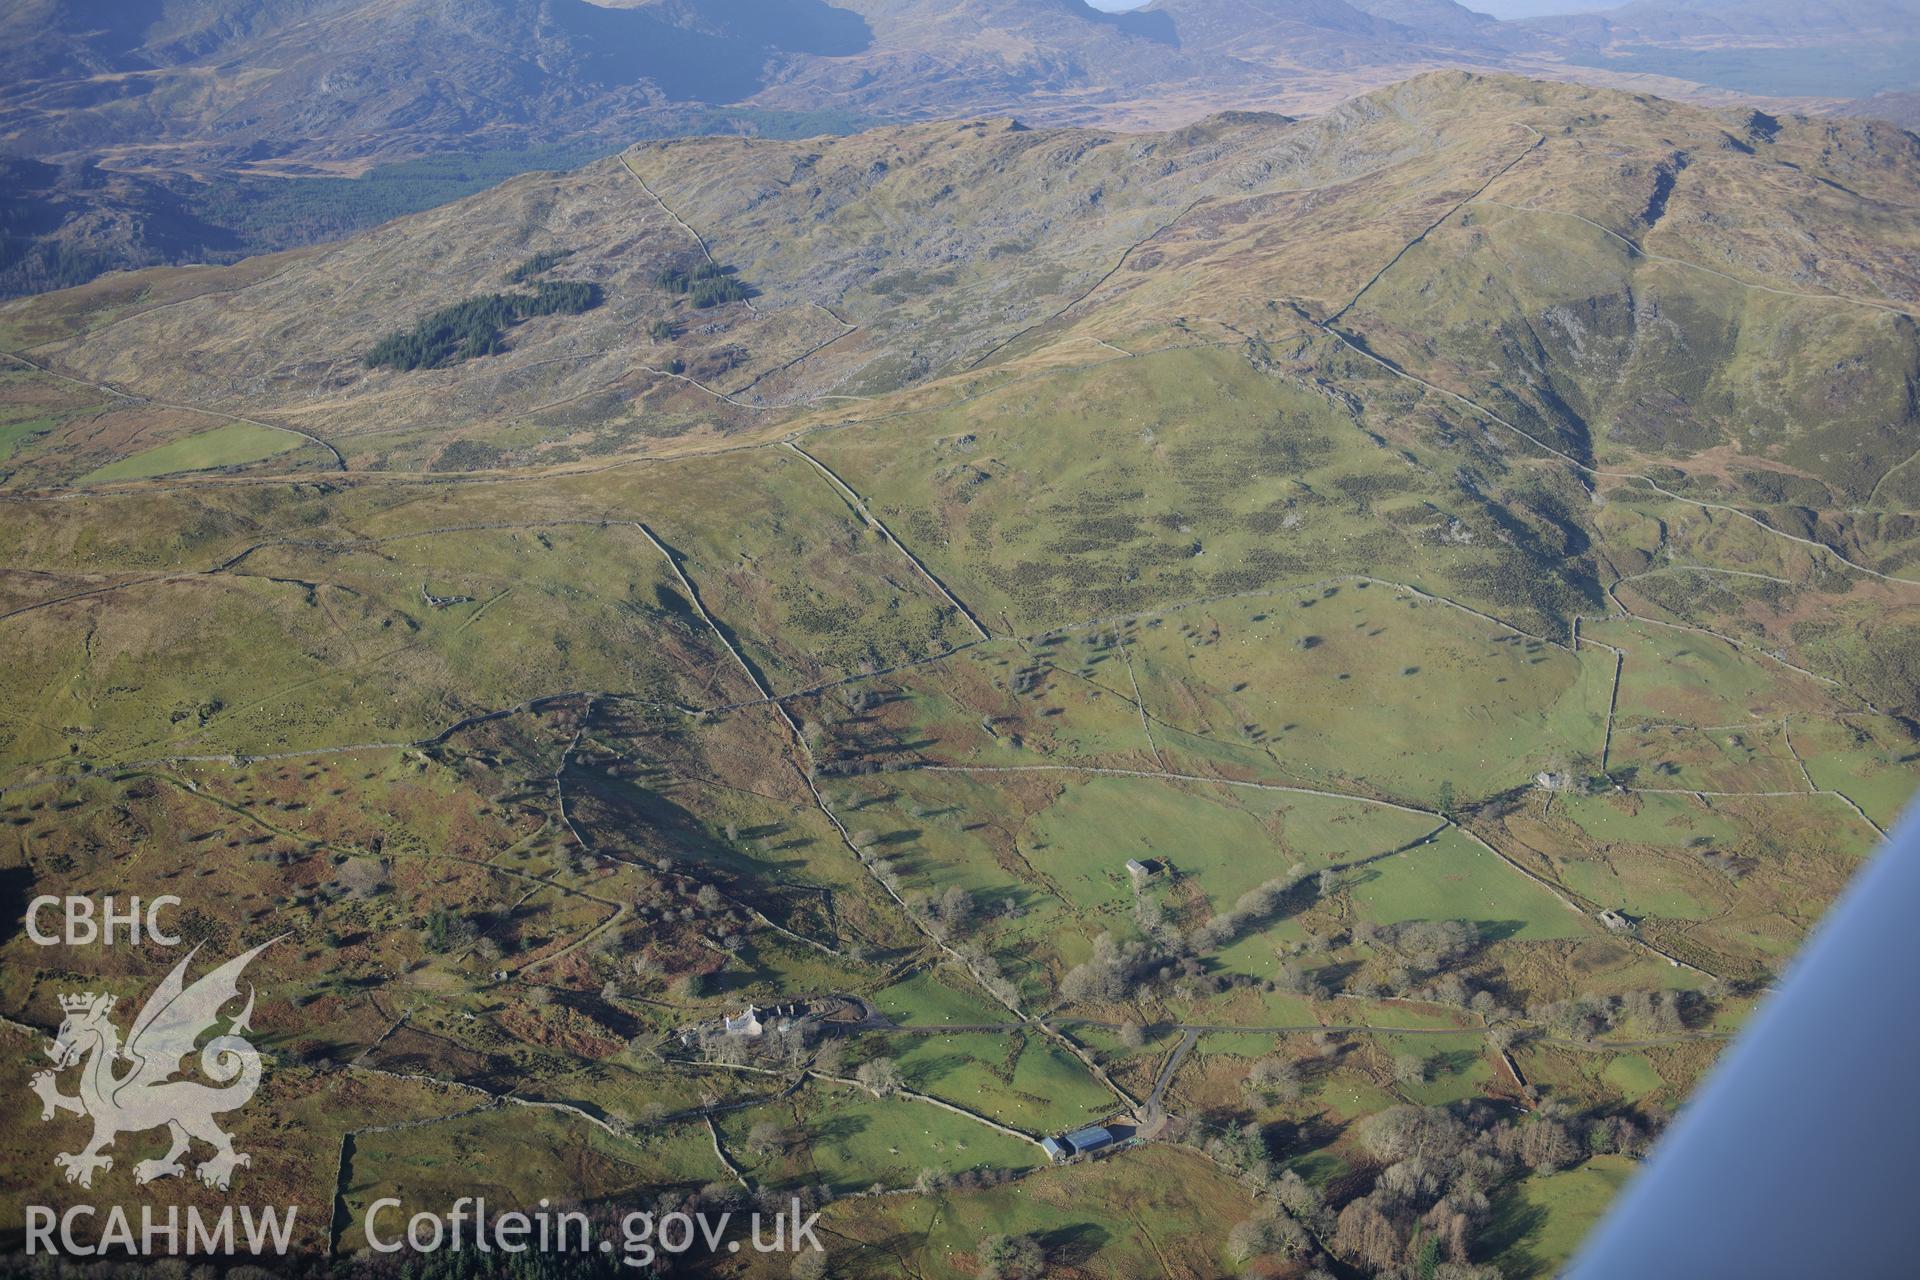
[30,938,278,1191]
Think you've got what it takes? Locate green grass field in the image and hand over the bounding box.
[1589,617,1830,729]
[813,1144,1252,1279]
[720,1086,1042,1195]
[872,972,1012,1026]
[1484,1155,1638,1278]
[0,413,57,462]
[885,1030,1116,1133]
[1346,829,1594,941]
[76,421,305,483]
[1128,590,1614,805]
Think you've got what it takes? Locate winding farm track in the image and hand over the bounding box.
[1147,1030,1199,1115]
[706,1114,751,1189]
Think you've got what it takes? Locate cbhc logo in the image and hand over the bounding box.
[25,896,182,946]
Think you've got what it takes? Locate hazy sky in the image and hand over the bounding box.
[1457,0,1620,17]
[1082,0,1618,16]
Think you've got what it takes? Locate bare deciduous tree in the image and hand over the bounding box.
[855,1056,903,1096]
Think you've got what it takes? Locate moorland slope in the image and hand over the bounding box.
[3,72,1919,1278]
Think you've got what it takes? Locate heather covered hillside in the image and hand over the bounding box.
[3,69,1920,1279]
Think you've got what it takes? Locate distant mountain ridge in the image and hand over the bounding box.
[1,0,1914,298]
[1841,88,1920,127]
[0,0,1511,296]
[8,0,1911,171]
[0,0,883,161]
[1525,0,1920,42]
[1,0,1571,170]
